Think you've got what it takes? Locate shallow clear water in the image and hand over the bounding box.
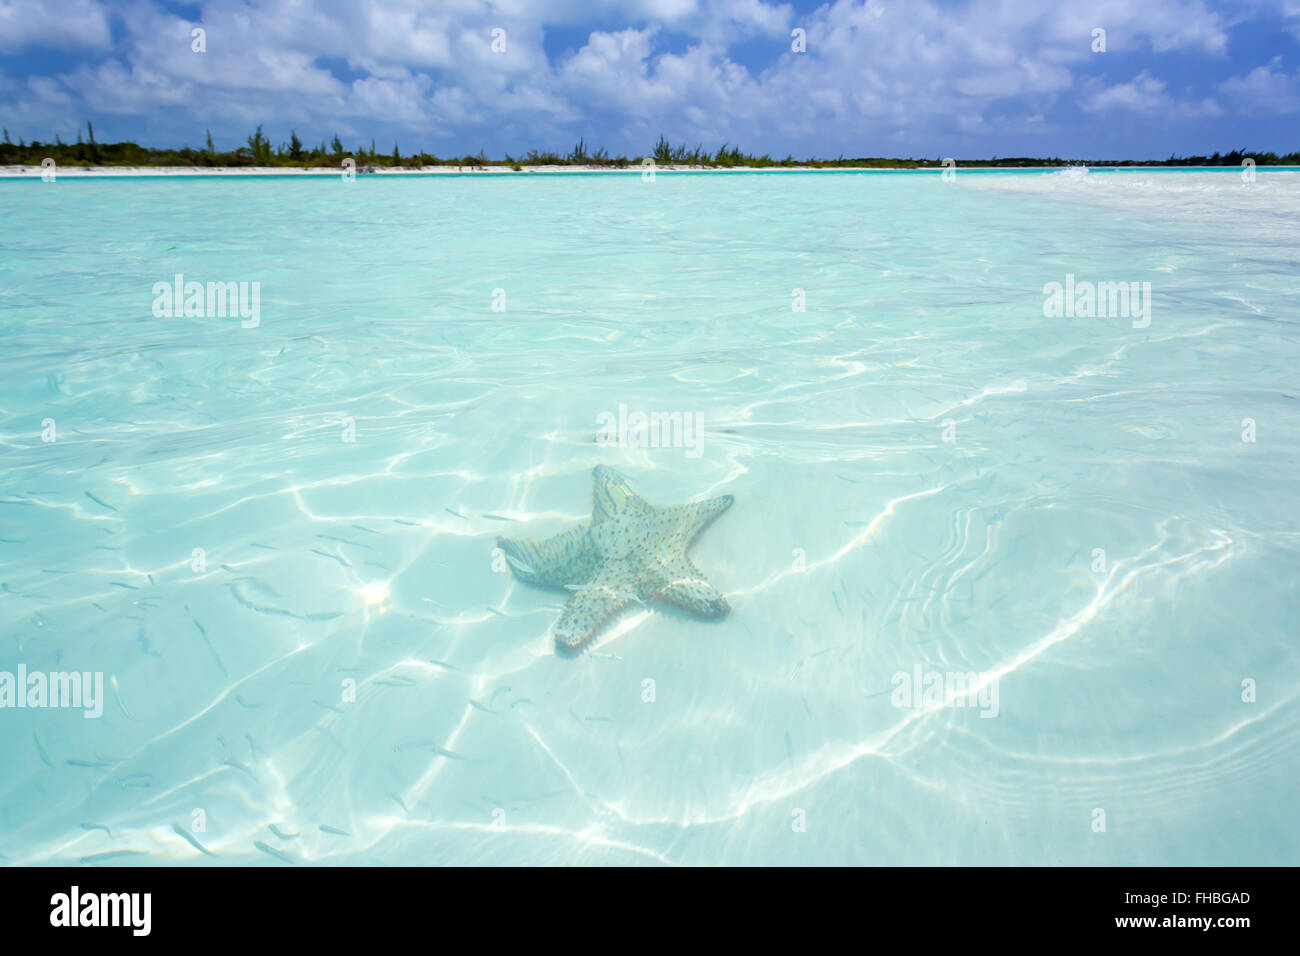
[1,169,1297,865]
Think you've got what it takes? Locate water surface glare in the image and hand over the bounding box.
[1,169,1297,865]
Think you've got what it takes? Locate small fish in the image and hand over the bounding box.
[147,574,155,586]
[66,759,115,769]
[250,542,277,550]
[233,695,260,709]
[80,850,143,864]
[310,548,353,569]
[185,607,227,677]
[484,606,505,617]
[584,716,614,723]
[482,513,513,522]
[312,698,345,715]
[79,822,113,837]
[374,679,408,687]
[117,774,153,788]
[110,581,140,590]
[253,840,295,864]
[91,602,107,612]
[268,824,298,840]
[352,524,380,535]
[468,698,493,712]
[33,735,53,769]
[317,534,371,550]
[84,491,118,512]
[111,675,135,720]
[393,519,420,526]
[433,746,466,760]
[171,822,217,857]
[444,508,467,519]
[319,824,350,837]
[387,793,408,813]
[428,658,461,672]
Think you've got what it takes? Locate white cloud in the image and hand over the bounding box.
[349,70,434,126]
[1079,69,1222,117]
[26,74,71,103]
[1220,57,1300,112]
[0,0,1283,155]
[1080,69,1171,112]
[0,0,110,52]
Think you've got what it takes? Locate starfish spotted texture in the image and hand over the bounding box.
[497,466,734,650]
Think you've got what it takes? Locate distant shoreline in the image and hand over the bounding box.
[3,163,1296,178]
[5,128,1292,174]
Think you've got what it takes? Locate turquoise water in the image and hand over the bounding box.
[1,169,1297,865]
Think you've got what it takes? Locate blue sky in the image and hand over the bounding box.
[1,0,1297,159]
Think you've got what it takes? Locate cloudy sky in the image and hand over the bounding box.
[1,0,1297,159]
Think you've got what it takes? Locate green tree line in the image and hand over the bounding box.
[3,125,1297,169]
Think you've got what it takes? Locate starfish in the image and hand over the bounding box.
[497,466,734,650]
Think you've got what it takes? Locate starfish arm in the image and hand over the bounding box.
[648,555,730,618]
[592,465,651,522]
[497,525,599,588]
[553,560,638,649]
[653,494,734,543]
